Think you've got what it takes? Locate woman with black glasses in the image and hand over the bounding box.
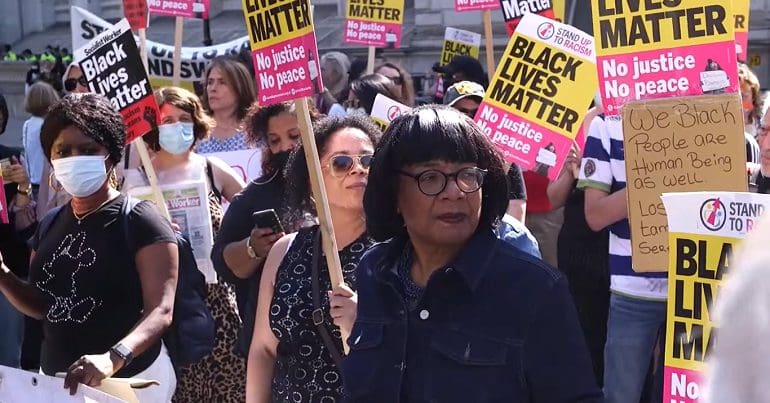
[342,106,602,402]
[246,115,381,403]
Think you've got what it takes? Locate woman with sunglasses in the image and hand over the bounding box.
[246,115,381,403]
[342,106,602,402]
[62,63,89,94]
[375,62,415,107]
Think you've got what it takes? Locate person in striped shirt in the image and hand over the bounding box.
[577,115,667,403]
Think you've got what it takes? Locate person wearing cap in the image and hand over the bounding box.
[436,56,490,92]
[444,81,538,257]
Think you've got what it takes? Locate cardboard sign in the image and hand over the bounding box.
[0,178,8,225]
[344,0,404,48]
[499,0,555,36]
[660,192,770,403]
[455,0,499,12]
[474,13,597,180]
[72,6,249,82]
[734,0,750,62]
[122,0,148,30]
[592,0,739,117]
[75,19,159,144]
[370,94,411,132]
[441,28,482,66]
[148,0,209,19]
[242,0,323,105]
[622,95,747,272]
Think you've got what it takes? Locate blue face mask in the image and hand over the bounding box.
[158,122,195,154]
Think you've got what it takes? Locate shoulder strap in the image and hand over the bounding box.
[205,158,223,203]
[311,229,344,368]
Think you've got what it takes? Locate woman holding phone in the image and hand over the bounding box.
[211,100,321,357]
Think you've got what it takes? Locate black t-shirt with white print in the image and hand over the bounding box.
[30,194,176,377]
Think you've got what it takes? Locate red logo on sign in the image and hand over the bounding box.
[387,105,402,121]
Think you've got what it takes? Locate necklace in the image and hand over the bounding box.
[73,197,115,225]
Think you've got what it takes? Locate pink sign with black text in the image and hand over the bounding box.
[344,0,404,48]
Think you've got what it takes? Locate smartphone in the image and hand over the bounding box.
[252,209,284,234]
[0,158,10,180]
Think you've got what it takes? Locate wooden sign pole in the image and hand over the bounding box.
[136,28,170,220]
[483,10,495,82]
[294,97,349,353]
[172,17,184,86]
[366,46,376,74]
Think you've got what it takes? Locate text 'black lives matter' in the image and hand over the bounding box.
[244,0,311,44]
[500,0,552,21]
[596,0,728,48]
[80,29,151,111]
[348,0,401,21]
[490,36,581,132]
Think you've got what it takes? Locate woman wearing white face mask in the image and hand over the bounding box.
[123,87,247,402]
[0,94,179,401]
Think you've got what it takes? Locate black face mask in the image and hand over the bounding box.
[269,150,291,172]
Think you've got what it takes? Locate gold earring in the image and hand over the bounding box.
[48,171,63,192]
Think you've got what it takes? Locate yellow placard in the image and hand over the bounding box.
[441,27,482,66]
[345,0,404,25]
[484,17,598,138]
[242,0,314,50]
[665,232,734,371]
[552,0,565,22]
[733,0,750,36]
[591,1,735,56]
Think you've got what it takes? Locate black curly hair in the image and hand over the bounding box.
[41,93,125,164]
[283,114,382,216]
[363,105,508,241]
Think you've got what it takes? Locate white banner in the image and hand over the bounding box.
[71,6,249,82]
[0,365,126,402]
[371,94,411,130]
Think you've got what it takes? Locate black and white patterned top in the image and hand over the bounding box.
[269,225,372,403]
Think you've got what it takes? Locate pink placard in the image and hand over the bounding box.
[343,20,403,49]
[598,41,739,117]
[455,0,499,12]
[663,366,703,403]
[252,32,324,105]
[474,103,572,181]
[735,32,748,62]
[148,0,209,19]
[0,178,8,225]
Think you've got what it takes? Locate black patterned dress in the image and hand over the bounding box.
[269,226,372,402]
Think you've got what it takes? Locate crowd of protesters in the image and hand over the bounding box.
[0,41,768,402]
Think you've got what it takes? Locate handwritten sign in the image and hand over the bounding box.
[660,192,770,403]
[344,0,404,48]
[75,19,159,144]
[499,0,555,36]
[474,13,597,180]
[623,95,747,272]
[734,0,750,61]
[242,0,323,105]
[441,27,481,66]
[592,0,739,116]
[455,0,499,12]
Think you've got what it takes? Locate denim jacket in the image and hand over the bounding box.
[342,229,602,403]
[495,214,541,259]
